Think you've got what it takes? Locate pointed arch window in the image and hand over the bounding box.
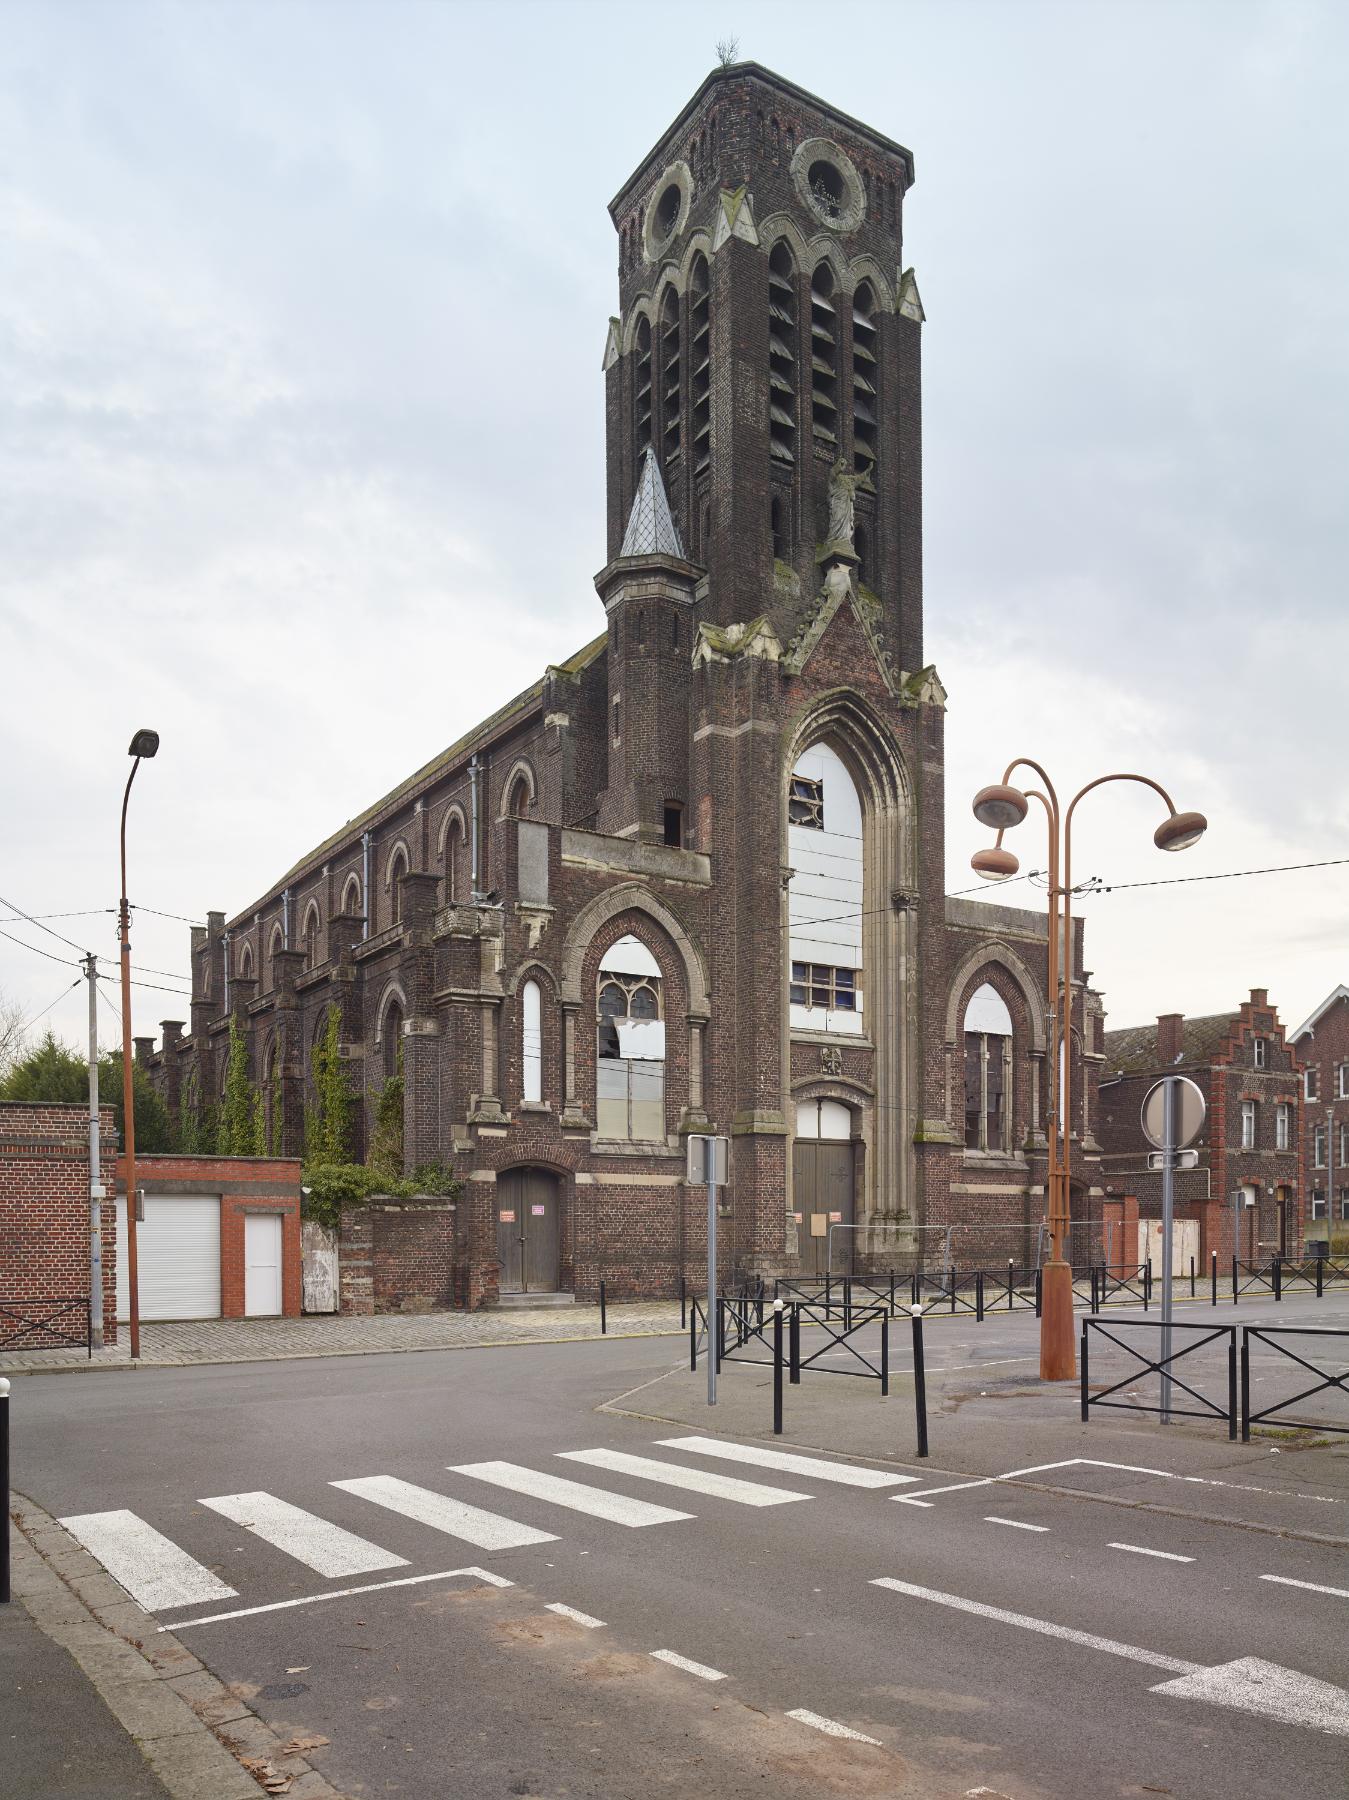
[690,256,711,475]
[237,942,254,981]
[787,744,863,1037]
[341,873,362,918]
[388,847,409,925]
[634,316,653,468]
[381,998,404,1081]
[522,979,543,1103]
[768,242,797,464]
[268,924,284,984]
[444,816,465,905]
[302,905,320,971]
[964,982,1013,1151]
[596,934,665,1140]
[810,264,838,446]
[852,282,878,476]
[659,286,681,473]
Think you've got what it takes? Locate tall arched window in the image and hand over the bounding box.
[388,847,408,925]
[851,281,878,476]
[596,934,665,1140]
[381,998,403,1081]
[237,942,254,981]
[659,285,681,474]
[507,775,531,818]
[268,924,284,985]
[522,979,543,1103]
[634,316,653,467]
[302,904,320,971]
[341,873,362,917]
[444,815,465,904]
[768,242,797,464]
[964,982,1013,1151]
[690,255,710,475]
[788,744,863,1035]
[810,264,838,447]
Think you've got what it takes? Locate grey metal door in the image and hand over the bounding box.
[793,1142,854,1277]
[497,1169,559,1293]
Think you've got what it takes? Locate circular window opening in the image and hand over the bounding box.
[656,183,681,240]
[808,160,845,221]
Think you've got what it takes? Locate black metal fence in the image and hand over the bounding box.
[1080,1316,1238,1438]
[0,1296,91,1358]
[1241,1326,1349,1440]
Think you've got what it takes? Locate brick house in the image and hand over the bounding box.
[0,1101,118,1348]
[139,63,1104,1307]
[1097,990,1303,1266]
[1288,983,1349,1234]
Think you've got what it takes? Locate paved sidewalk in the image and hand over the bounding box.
[0,1299,684,1374]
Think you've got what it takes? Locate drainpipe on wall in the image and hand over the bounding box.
[361,832,372,941]
[222,930,231,1015]
[282,887,291,950]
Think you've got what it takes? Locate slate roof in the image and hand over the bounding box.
[620,448,685,559]
[1103,1013,1238,1075]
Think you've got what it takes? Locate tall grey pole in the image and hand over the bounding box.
[1326,1105,1334,1246]
[83,955,104,1353]
[706,1149,717,1407]
[1160,1076,1176,1423]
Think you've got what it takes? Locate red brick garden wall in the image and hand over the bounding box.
[0,1101,118,1348]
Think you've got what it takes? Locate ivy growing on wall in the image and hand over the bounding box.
[305,1003,354,1167]
[218,1016,266,1156]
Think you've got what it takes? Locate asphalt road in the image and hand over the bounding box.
[8,1311,1349,1799]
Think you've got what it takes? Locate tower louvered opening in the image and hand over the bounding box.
[852,282,878,476]
[690,256,711,475]
[768,242,797,464]
[810,263,838,447]
[660,286,681,472]
[635,316,653,466]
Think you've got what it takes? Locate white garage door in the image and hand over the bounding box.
[116,1194,221,1321]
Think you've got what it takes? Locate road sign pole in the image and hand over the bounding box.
[1160,1077,1176,1424]
[707,1147,717,1408]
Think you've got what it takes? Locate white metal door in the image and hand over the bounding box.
[1139,1218,1200,1279]
[116,1194,221,1321]
[245,1213,283,1317]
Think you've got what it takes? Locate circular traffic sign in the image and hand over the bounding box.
[1141,1074,1206,1150]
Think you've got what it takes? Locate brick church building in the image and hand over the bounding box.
[141,63,1105,1305]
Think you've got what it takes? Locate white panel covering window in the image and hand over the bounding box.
[795,1098,852,1140]
[788,743,863,1037]
[522,979,543,1103]
[596,934,665,1140]
[964,982,1013,1152]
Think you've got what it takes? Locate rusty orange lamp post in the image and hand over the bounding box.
[971,763,1206,1381]
[120,728,159,1361]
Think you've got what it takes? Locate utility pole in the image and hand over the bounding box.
[83,955,104,1353]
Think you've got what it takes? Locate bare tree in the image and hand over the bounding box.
[0,987,26,1080]
[715,36,739,68]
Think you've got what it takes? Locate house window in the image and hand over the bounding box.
[788,775,824,829]
[790,963,857,1012]
[596,934,665,1140]
[1311,1190,1327,1219]
[1339,1063,1349,1099]
[1340,1124,1349,1168]
[1275,1103,1290,1151]
[1305,1067,1319,1101]
[1241,1100,1256,1149]
[1313,1124,1326,1167]
[1340,1188,1349,1222]
[1252,1037,1266,1069]
[522,979,543,1103]
[963,982,1014,1153]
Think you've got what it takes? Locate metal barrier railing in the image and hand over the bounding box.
[0,1296,92,1358]
[1095,1263,1151,1309]
[1080,1316,1237,1438]
[1241,1326,1349,1440]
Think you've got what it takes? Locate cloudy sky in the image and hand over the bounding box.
[2,0,1346,1060]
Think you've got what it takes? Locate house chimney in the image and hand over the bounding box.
[1250,988,1268,1009]
[1157,1013,1184,1064]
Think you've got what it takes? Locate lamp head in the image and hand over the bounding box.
[1153,809,1206,853]
[971,846,1020,882]
[128,729,160,760]
[972,784,1028,830]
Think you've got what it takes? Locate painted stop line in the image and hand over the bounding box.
[871,1578,1349,1735]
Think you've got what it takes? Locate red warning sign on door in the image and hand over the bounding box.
[499,1209,515,1223]
[829,1211,843,1223]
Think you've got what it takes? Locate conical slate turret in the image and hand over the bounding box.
[620,447,685,559]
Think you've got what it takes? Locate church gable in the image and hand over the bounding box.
[782,570,901,702]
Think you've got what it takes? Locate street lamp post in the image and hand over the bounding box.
[120,728,160,1362]
[971,762,1206,1380]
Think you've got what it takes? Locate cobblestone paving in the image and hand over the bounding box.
[0,1301,685,1373]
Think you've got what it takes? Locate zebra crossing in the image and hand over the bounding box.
[59,1437,920,1619]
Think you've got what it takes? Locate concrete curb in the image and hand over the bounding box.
[8,1490,348,1800]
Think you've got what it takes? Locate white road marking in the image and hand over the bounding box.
[451,1461,693,1527]
[1260,1574,1349,1600]
[161,1566,510,1630]
[656,1436,918,1487]
[546,1603,605,1628]
[1109,1543,1195,1563]
[870,1577,1193,1672]
[558,1447,809,1506]
[786,1708,880,1744]
[59,1510,237,1612]
[650,1649,727,1681]
[331,1475,559,1551]
[199,1491,407,1578]
[871,1576,1349,1733]
[894,1455,1339,1508]
[984,1517,1049,1533]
